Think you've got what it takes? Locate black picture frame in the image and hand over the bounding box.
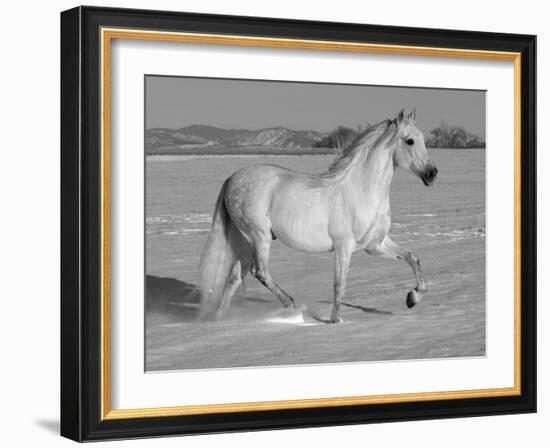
[61,5,536,442]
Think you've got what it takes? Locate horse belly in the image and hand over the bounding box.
[270,191,333,253]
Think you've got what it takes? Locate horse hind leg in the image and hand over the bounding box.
[250,237,295,309]
[215,260,242,319]
[216,253,252,319]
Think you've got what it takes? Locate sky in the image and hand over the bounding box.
[145,75,486,137]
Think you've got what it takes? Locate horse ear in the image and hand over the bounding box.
[396,109,405,124]
[408,108,416,122]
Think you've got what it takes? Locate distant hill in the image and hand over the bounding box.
[146,123,485,155]
[146,128,215,147]
[146,125,326,155]
[176,125,247,141]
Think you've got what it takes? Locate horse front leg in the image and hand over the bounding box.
[330,240,355,323]
[366,236,427,308]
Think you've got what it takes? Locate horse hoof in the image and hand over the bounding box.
[406,290,421,308]
[329,316,343,324]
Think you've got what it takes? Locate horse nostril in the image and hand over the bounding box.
[422,166,437,185]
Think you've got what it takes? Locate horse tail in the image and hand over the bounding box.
[198,179,245,315]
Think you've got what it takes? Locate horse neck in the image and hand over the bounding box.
[345,140,395,199]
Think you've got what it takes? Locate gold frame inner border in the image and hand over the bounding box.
[100,27,522,421]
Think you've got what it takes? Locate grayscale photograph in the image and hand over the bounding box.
[145,75,486,371]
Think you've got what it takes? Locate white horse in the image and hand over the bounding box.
[198,109,438,322]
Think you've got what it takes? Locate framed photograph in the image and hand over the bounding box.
[60,6,536,442]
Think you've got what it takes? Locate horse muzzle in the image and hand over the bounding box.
[421,165,438,186]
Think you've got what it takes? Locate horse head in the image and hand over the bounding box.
[392,109,438,186]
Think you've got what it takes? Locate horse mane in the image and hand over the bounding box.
[320,126,362,158]
[311,119,394,186]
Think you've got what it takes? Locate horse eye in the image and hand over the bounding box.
[405,138,414,145]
